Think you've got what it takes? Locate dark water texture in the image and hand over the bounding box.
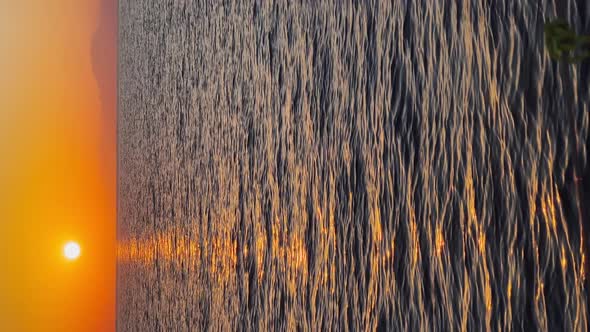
[118,1,590,330]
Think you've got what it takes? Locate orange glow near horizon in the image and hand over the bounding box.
[0,0,116,331]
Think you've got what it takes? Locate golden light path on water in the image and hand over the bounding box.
[118,175,586,330]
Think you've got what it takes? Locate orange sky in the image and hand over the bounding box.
[0,0,116,330]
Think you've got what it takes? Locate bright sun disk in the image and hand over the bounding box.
[64,241,81,260]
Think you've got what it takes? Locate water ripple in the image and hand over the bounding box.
[118,1,590,330]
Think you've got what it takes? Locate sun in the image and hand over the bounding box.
[63,241,81,260]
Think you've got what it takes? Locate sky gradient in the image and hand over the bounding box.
[0,0,116,330]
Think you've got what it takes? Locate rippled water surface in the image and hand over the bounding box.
[118,1,590,330]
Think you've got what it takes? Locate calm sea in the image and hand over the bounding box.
[118,1,590,330]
